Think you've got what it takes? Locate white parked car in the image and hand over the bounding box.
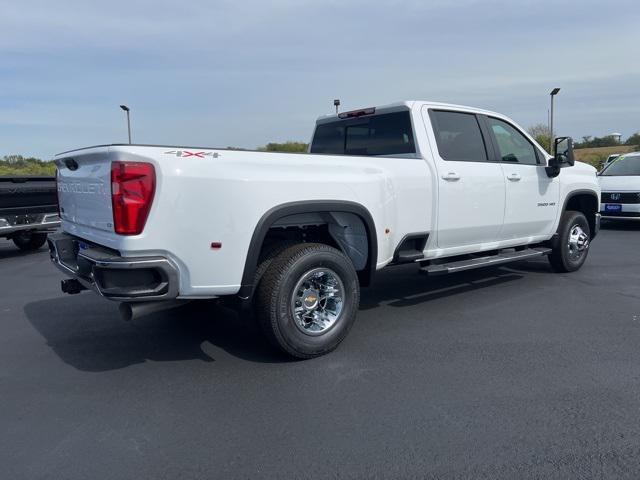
[49,101,600,358]
[598,152,640,221]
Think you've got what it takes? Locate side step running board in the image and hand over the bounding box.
[420,247,552,275]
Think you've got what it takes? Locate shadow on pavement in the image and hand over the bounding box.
[501,259,554,274]
[0,242,47,260]
[24,296,289,372]
[25,262,530,372]
[360,263,525,310]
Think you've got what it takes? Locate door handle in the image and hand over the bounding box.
[507,173,521,181]
[442,172,461,181]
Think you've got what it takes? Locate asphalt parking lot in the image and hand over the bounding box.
[2,223,640,479]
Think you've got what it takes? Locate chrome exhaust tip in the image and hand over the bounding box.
[119,300,189,321]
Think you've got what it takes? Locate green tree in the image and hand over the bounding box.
[574,135,619,149]
[625,133,640,146]
[259,141,308,153]
[527,124,551,153]
[0,155,56,176]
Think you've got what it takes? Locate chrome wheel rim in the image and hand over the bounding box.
[567,224,589,261]
[291,268,344,336]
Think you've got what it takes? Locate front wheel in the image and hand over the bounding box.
[548,211,591,272]
[256,243,360,359]
[12,231,48,251]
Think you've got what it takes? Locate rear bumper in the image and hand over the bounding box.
[48,232,179,302]
[0,213,60,236]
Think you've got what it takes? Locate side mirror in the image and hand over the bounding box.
[554,137,575,167]
[545,136,575,177]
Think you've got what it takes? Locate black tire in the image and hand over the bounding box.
[253,241,296,289]
[220,241,296,314]
[548,210,591,273]
[12,231,48,251]
[256,243,360,359]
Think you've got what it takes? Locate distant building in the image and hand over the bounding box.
[609,132,622,143]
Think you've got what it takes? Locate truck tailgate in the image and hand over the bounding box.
[56,148,114,233]
[0,176,57,214]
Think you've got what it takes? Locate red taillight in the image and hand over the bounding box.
[111,161,156,235]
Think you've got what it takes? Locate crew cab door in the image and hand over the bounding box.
[423,108,506,249]
[482,116,559,240]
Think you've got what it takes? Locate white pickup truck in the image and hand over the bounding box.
[49,101,600,358]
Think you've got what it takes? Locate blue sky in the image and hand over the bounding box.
[2,0,639,159]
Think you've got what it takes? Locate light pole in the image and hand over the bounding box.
[120,105,131,144]
[549,88,560,151]
[333,99,340,114]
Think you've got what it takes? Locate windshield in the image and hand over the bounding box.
[601,155,640,176]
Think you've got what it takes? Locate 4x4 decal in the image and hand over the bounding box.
[164,150,219,158]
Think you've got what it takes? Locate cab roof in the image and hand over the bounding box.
[315,100,507,124]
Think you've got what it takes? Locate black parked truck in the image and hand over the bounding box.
[0,176,60,251]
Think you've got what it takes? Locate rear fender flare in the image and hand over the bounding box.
[238,200,377,298]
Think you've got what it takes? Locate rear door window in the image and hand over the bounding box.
[429,110,488,162]
[310,111,416,156]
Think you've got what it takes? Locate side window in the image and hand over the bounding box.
[429,110,488,162]
[487,117,538,165]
